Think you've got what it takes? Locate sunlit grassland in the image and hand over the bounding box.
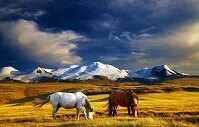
[0,78,198,126]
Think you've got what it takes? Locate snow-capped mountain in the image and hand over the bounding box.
[26,67,53,82]
[3,67,53,83]
[128,65,188,80]
[53,62,128,80]
[0,63,188,83]
[0,66,22,80]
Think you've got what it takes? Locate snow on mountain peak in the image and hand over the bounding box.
[59,62,127,80]
[0,66,20,76]
[32,67,53,76]
[32,67,45,74]
[0,66,22,80]
[152,65,176,76]
[93,61,104,66]
[128,64,184,79]
[88,62,106,69]
[0,63,188,82]
[70,65,79,68]
[153,65,170,71]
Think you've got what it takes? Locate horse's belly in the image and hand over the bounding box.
[62,103,76,109]
[113,100,128,107]
[119,104,128,107]
[60,99,77,108]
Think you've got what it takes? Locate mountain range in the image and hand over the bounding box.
[0,62,188,83]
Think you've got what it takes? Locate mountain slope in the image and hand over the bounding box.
[128,65,188,80]
[53,62,128,80]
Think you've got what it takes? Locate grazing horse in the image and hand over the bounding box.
[34,92,94,121]
[108,90,138,117]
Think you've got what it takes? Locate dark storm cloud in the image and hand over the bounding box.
[0,0,199,74]
[0,19,85,67]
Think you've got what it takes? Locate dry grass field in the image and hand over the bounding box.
[0,78,198,127]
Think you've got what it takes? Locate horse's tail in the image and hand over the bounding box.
[33,95,50,108]
[108,97,112,116]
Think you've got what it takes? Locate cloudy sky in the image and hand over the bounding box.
[0,0,199,74]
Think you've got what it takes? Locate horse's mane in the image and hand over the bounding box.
[85,97,93,111]
[131,90,138,100]
[127,90,138,106]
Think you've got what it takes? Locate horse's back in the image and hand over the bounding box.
[50,92,86,108]
[51,92,85,98]
[50,92,75,100]
[74,92,87,99]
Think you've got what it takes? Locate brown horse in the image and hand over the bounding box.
[108,90,138,117]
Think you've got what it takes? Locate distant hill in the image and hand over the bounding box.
[127,65,189,83]
[0,62,189,83]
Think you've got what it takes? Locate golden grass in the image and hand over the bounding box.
[0,91,198,127]
[0,78,198,126]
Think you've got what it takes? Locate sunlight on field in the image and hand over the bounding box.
[0,91,198,127]
[139,92,199,112]
[0,78,198,126]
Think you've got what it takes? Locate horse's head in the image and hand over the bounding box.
[87,108,94,120]
[128,90,138,117]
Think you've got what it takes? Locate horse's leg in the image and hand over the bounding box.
[113,109,117,116]
[79,106,89,120]
[127,106,131,116]
[81,108,87,120]
[131,106,138,117]
[76,108,87,121]
[76,109,80,121]
[56,103,61,112]
[77,101,87,121]
[115,106,118,116]
[109,106,113,117]
[52,105,58,120]
[113,106,117,117]
[113,108,115,117]
[108,98,113,117]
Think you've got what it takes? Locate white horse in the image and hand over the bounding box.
[34,92,94,121]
